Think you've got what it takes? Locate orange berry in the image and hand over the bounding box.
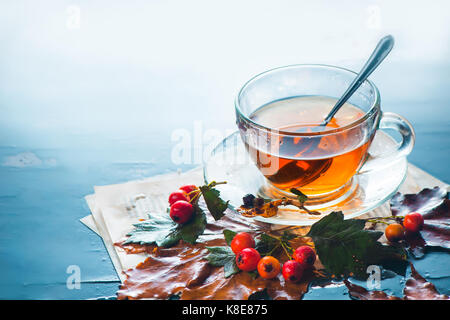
[257,256,281,279]
[385,223,405,242]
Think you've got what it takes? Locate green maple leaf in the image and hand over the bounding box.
[255,233,280,256]
[206,230,239,278]
[199,186,229,221]
[255,231,296,258]
[223,229,237,246]
[307,211,407,278]
[205,246,240,278]
[124,204,206,248]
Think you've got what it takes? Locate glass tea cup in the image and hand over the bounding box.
[235,64,415,203]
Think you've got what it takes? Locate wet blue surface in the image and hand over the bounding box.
[0,1,449,299]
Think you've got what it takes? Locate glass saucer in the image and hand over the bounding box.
[203,130,407,226]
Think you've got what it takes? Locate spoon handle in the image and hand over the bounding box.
[322,35,395,126]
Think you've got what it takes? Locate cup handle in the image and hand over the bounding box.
[358,111,415,174]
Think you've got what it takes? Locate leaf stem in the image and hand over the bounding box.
[299,205,322,216]
[367,215,404,220]
[365,215,404,225]
[366,219,390,225]
[281,242,292,260]
[207,181,227,188]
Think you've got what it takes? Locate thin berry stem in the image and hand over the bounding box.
[281,242,292,260]
[365,215,404,225]
[186,189,200,197]
[367,219,390,225]
[207,181,227,188]
[189,190,202,204]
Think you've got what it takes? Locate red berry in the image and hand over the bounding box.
[179,185,197,196]
[168,190,189,205]
[257,256,281,279]
[403,212,424,233]
[236,248,261,271]
[282,260,304,283]
[385,223,405,242]
[230,232,255,254]
[169,200,194,224]
[293,246,316,267]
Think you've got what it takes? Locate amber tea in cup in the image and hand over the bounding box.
[247,96,371,195]
[236,65,414,202]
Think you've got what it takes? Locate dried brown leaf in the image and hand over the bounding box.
[116,211,311,300]
[345,263,449,300]
[390,187,450,256]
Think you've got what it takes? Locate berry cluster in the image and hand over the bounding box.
[230,232,316,283]
[384,212,424,242]
[168,185,199,224]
